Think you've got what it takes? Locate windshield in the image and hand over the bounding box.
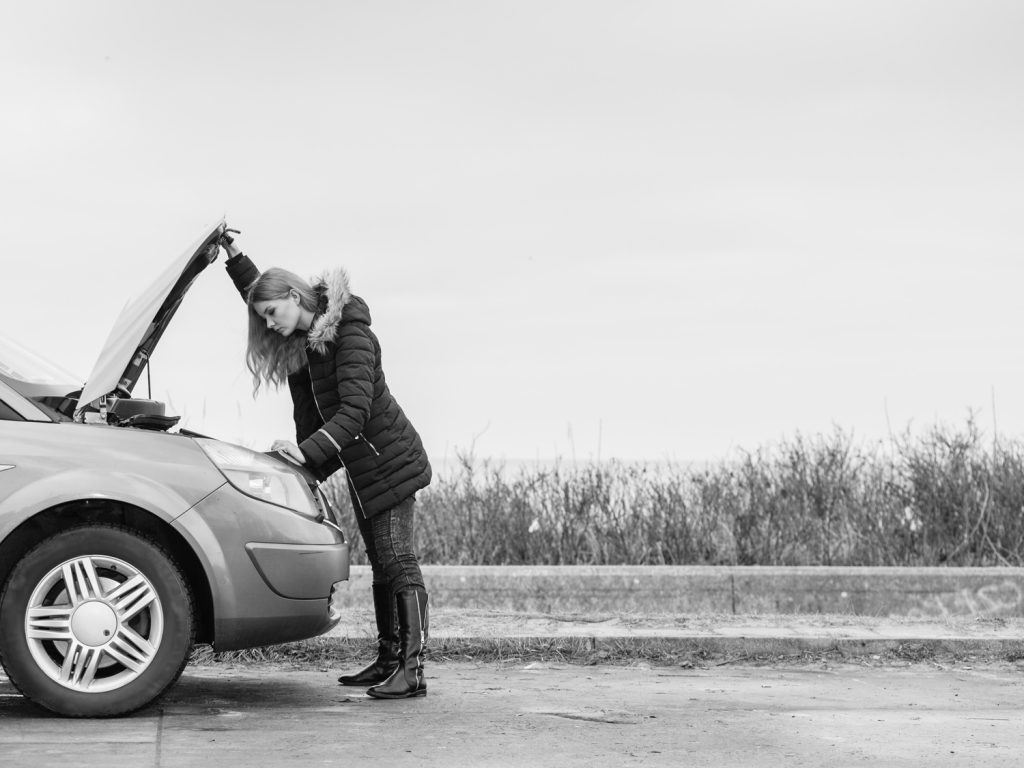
[0,332,82,386]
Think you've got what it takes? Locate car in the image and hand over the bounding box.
[0,219,350,717]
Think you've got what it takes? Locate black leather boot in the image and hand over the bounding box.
[367,589,428,699]
[338,584,399,686]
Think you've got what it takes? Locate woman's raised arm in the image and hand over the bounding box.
[220,234,261,301]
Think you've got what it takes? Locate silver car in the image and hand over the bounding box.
[0,220,350,717]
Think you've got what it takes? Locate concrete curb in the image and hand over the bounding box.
[195,566,1024,664]
[334,564,1024,619]
[307,607,1024,663]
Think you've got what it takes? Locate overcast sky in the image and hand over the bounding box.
[2,1,1022,464]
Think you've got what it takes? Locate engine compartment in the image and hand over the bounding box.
[106,397,181,430]
[62,392,181,431]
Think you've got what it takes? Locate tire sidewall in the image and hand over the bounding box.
[0,525,193,717]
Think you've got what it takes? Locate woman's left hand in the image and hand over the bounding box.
[271,440,306,465]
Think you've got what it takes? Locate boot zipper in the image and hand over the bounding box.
[413,591,425,683]
[414,591,426,648]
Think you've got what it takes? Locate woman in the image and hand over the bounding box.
[219,232,432,699]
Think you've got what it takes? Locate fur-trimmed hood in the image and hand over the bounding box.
[305,268,371,355]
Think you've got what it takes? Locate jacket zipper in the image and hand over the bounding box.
[308,363,369,518]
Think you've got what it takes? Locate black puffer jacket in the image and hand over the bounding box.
[225,254,431,517]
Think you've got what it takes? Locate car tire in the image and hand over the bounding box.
[0,524,195,717]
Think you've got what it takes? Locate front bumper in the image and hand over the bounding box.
[173,483,350,651]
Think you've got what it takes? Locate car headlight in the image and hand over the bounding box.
[195,438,321,519]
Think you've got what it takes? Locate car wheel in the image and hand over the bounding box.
[0,524,195,717]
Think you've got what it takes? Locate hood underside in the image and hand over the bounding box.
[76,218,226,413]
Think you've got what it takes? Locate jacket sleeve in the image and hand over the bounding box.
[224,253,261,301]
[297,322,375,468]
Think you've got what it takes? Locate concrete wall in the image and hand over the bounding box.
[333,565,1024,618]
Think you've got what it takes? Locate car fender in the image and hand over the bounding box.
[0,422,225,541]
[0,467,224,538]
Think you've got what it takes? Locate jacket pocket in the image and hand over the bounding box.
[355,432,381,456]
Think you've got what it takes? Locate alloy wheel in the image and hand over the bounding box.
[23,554,164,694]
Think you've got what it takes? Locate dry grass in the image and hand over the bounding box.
[187,636,1024,669]
[322,417,1024,567]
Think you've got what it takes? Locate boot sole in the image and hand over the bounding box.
[337,666,400,686]
[366,688,427,700]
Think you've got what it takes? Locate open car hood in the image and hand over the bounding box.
[76,218,226,413]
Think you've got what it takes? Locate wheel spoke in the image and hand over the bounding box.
[106,574,157,621]
[58,643,103,689]
[105,625,157,672]
[26,606,74,641]
[61,557,102,605]
[75,557,103,599]
[81,647,103,688]
[59,640,91,685]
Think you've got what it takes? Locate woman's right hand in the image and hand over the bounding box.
[271,440,306,465]
[218,228,243,259]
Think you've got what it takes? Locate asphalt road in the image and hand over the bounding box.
[2,661,1022,767]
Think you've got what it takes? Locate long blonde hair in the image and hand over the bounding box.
[245,268,320,394]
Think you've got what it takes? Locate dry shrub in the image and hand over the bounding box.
[324,418,1024,566]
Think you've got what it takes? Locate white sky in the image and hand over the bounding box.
[1,1,1022,463]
